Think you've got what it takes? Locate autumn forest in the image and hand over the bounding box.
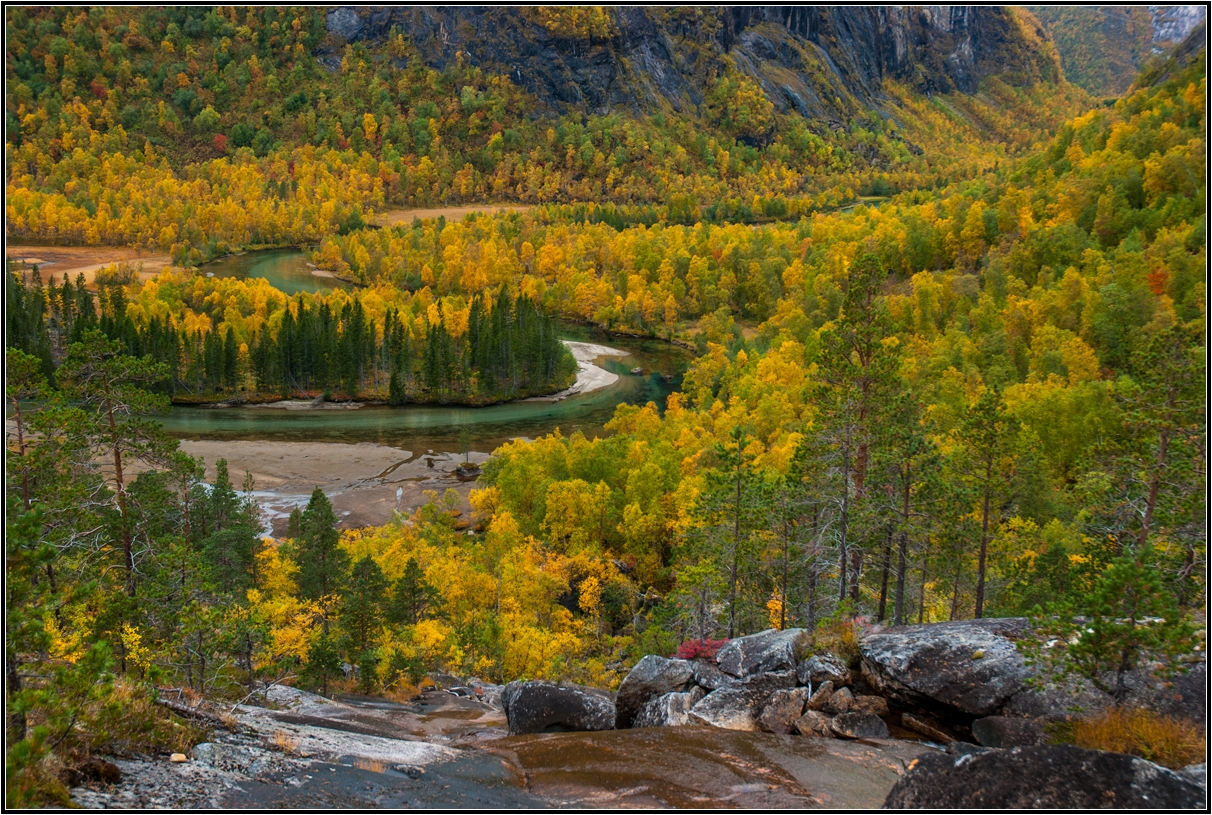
[4,6,1206,805]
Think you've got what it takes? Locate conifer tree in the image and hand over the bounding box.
[295,487,348,600]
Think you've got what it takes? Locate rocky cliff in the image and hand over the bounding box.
[321,6,1059,121]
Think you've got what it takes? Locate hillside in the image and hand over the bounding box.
[1029,5,1206,96]
[6,7,1087,265]
[324,6,1059,118]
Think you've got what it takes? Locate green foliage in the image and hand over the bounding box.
[296,488,347,600]
[341,556,389,659]
[303,630,342,698]
[1027,550,1199,701]
[704,68,774,141]
[387,558,440,626]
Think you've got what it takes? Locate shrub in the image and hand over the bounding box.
[673,638,728,661]
[1066,707,1206,769]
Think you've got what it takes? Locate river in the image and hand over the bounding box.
[172,250,694,532]
[201,248,342,294]
[187,249,691,451]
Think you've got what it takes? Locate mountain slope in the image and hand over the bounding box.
[324,6,1060,122]
[1028,5,1206,96]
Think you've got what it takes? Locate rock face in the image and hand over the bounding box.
[885,745,1207,809]
[831,711,890,740]
[716,628,808,679]
[321,7,1057,118]
[633,689,703,728]
[860,618,1030,716]
[757,688,810,734]
[971,716,1047,749]
[614,655,694,728]
[501,681,616,735]
[798,654,850,687]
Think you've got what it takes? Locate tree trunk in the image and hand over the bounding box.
[105,383,136,596]
[950,559,963,621]
[975,487,991,618]
[877,525,892,622]
[780,525,789,631]
[894,469,911,626]
[849,548,862,604]
[729,465,742,639]
[6,631,25,744]
[807,567,818,631]
[1136,426,1171,553]
[918,565,927,624]
[838,449,851,603]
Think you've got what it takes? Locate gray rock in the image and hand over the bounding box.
[614,655,694,728]
[689,687,760,731]
[884,745,1207,809]
[1124,661,1207,723]
[851,694,890,716]
[737,668,797,695]
[860,618,1030,717]
[692,660,736,691]
[633,690,701,728]
[320,8,1042,122]
[971,715,1047,748]
[501,680,616,735]
[688,669,797,731]
[804,680,834,711]
[831,711,890,740]
[1005,662,1207,723]
[1180,763,1206,790]
[799,653,850,687]
[190,742,273,776]
[824,686,853,715]
[716,628,808,678]
[794,710,835,738]
[757,687,810,734]
[901,712,954,744]
[1001,674,1112,721]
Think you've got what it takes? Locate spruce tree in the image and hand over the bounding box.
[296,488,348,599]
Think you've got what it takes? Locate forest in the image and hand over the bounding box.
[7,268,574,403]
[5,6,1206,807]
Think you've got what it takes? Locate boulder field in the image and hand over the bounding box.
[505,619,1207,742]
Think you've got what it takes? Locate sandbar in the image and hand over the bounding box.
[523,341,628,402]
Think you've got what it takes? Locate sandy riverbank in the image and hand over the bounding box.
[177,439,489,535]
[523,341,628,402]
[6,245,173,286]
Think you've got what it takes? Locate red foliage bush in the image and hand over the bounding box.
[673,638,729,661]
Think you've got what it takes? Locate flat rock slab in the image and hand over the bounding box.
[860,618,1030,716]
[486,726,935,808]
[885,744,1207,809]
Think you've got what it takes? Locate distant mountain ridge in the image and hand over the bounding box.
[322,6,1060,123]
